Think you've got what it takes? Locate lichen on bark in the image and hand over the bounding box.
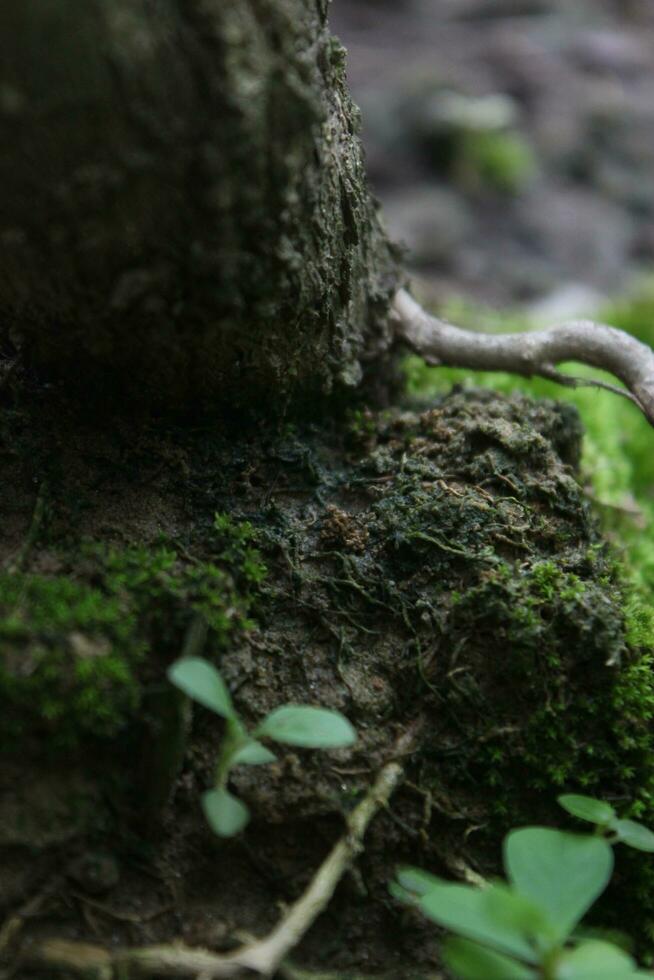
[0,0,398,412]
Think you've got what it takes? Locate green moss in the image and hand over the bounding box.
[0,519,266,750]
[213,512,268,585]
[402,289,654,947]
[211,387,652,945]
[458,129,536,194]
[403,286,654,596]
[0,573,142,744]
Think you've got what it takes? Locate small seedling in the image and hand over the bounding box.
[168,656,356,837]
[558,793,654,852]
[392,796,654,980]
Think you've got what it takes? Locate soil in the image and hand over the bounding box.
[2,384,652,979]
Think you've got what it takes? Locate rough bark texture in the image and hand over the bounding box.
[0,0,398,412]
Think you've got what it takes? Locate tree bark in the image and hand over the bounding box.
[0,0,398,412]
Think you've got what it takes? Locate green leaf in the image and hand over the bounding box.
[256,705,356,748]
[230,740,277,766]
[167,657,235,719]
[504,829,613,943]
[483,882,557,948]
[418,883,538,963]
[613,819,654,852]
[395,866,447,899]
[444,937,537,980]
[202,787,249,837]
[555,939,640,979]
[558,795,616,827]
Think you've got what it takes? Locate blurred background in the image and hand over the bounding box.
[331,0,654,600]
[331,0,654,322]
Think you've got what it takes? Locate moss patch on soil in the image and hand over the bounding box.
[0,532,262,752]
[2,385,654,973]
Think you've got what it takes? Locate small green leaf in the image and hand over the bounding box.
[558,795,616,827]
[168,657,235,718]
[555,939,639,979]
[613,819,654,852]
[256,705,356,748]
[505,829,613,943]
[230,740,277,766]
[418,883,538,962]
[202,787,249,837]
[395,866,446,899]
[444,937,537,980]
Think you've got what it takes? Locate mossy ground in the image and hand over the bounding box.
[1,359,654,973]
[404,282,654,949]
[0,534,261,750]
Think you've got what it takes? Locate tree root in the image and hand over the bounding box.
[31,721,422,979]
[392,287,654,428]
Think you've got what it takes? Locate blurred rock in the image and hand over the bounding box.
[517,187,634,289]
[382,185,473,266]
[446,0,558,20]
[332,0,654,305]
[567,30,651,77]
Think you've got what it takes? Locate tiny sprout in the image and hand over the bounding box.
[558,794,654,852]
[168,656,356,837]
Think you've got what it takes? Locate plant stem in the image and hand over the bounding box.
[31,720,422,978]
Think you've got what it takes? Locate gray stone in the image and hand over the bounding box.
[382,186,473,267]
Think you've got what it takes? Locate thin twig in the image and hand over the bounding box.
[392,288,654,427]
[33,721,422,979]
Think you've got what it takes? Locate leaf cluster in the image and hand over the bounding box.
[168,657,356,836]
[393,795,654,979]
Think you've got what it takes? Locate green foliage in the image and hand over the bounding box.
[0,514,267,750]
[559,794,654,852]
[393,799,654,979]
[558,795,616,827]
[213,512,268,585]
[504,828,613,942]
[0,572,142,745]
[168,656,356,837]
[402,288,654,878]
[256,705,357,748]
[202,786,249,838]
[403,285,654,610]
[445,936,536,979]
[168,657,235,719]
[458,130,536,194]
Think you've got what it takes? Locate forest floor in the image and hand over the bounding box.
[2,386,654,980]
[4,3,654,979]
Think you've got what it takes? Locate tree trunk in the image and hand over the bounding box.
[0,0,398,413]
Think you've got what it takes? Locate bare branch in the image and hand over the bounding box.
[31,722,421,979]
[392,288,654,428]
